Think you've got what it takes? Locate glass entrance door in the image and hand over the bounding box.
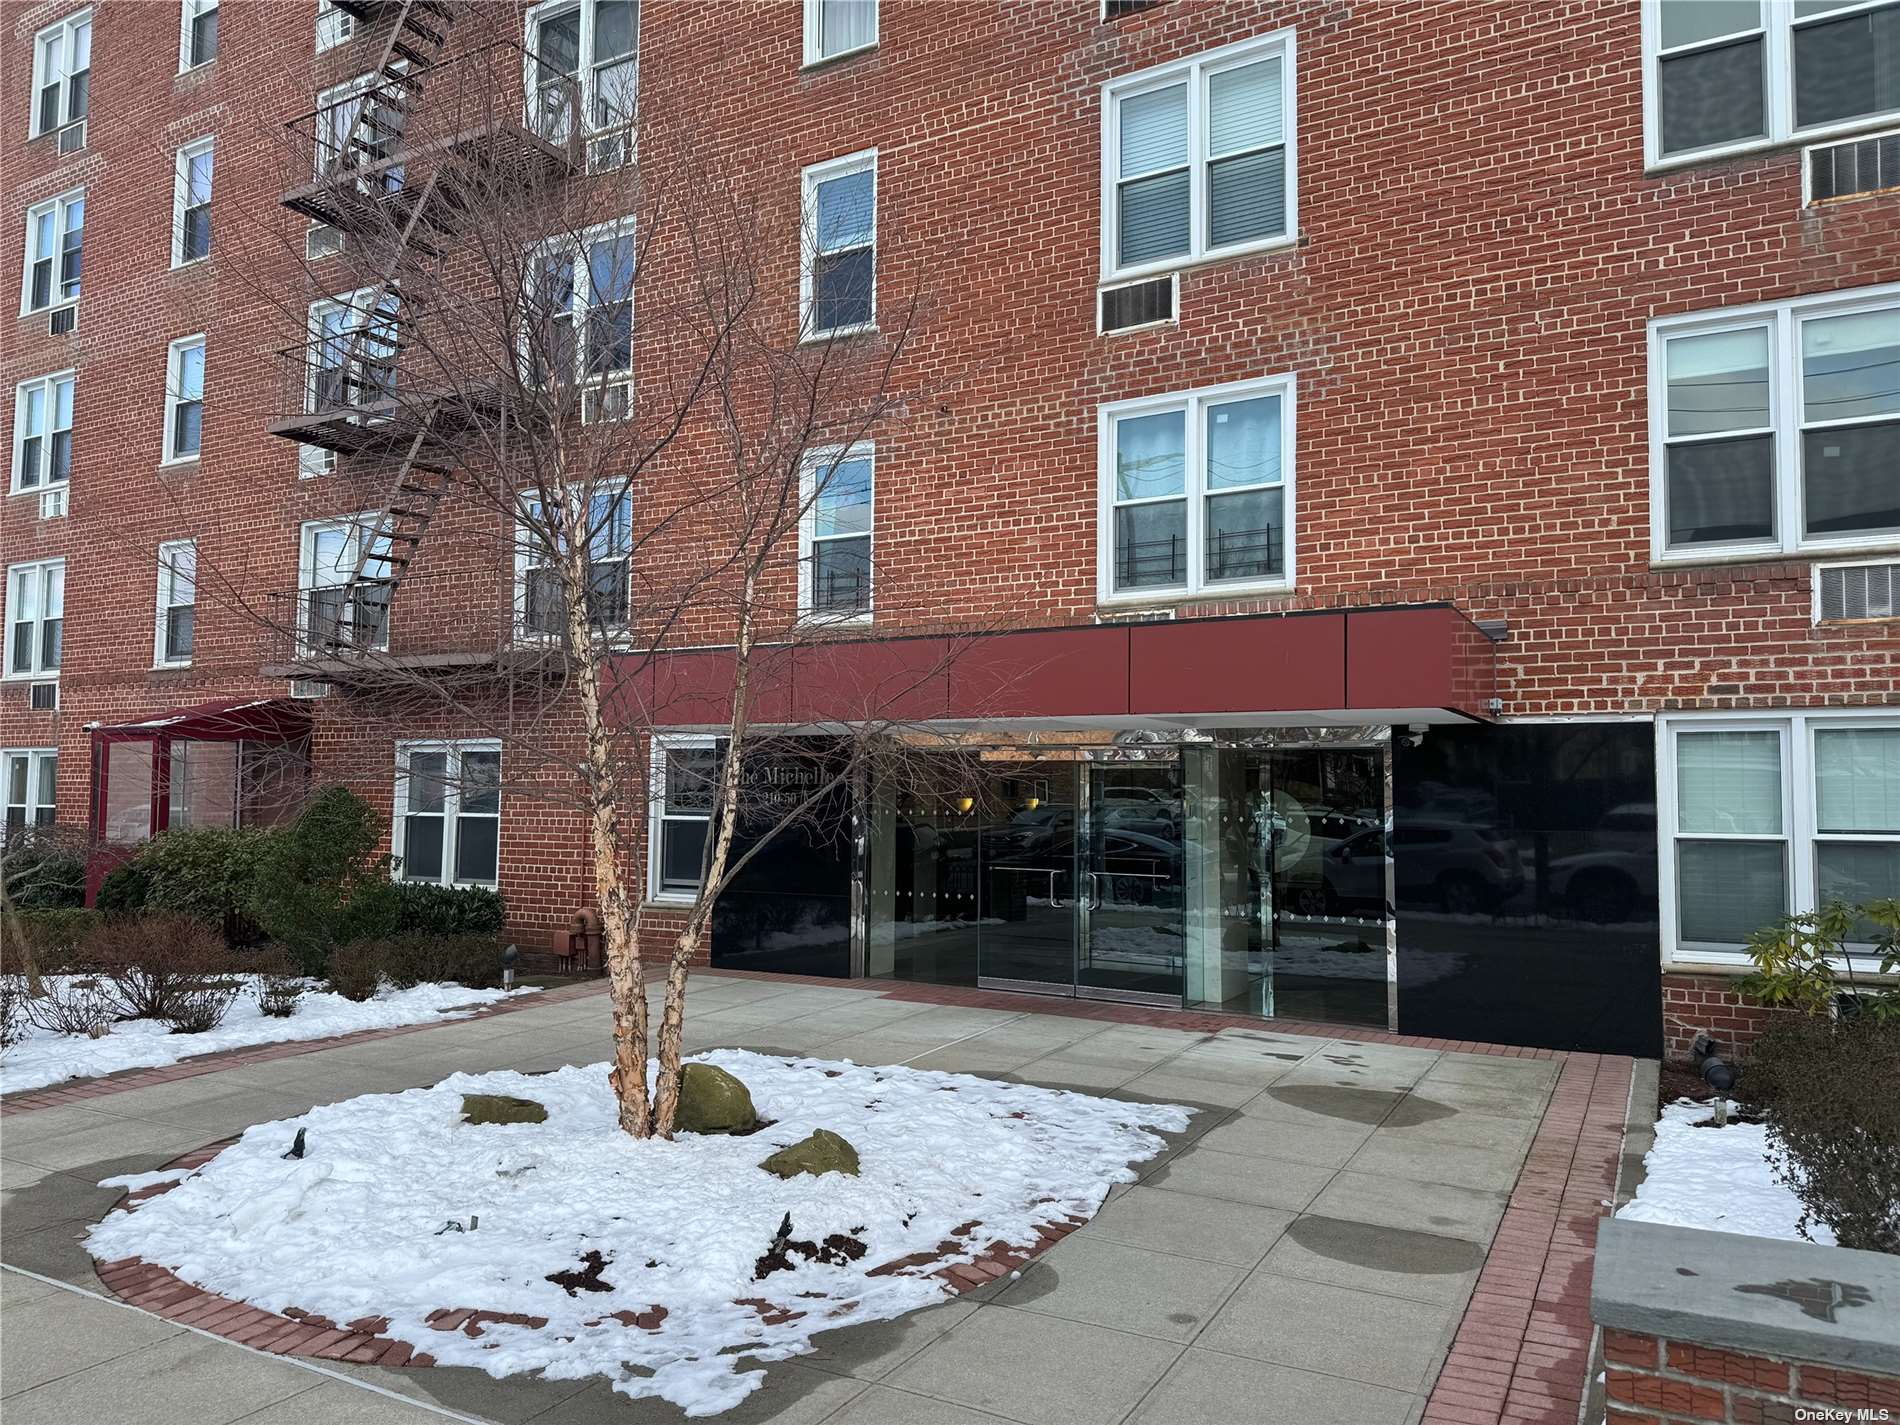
[1081,764,1186,1003]
[975,762,1078,993]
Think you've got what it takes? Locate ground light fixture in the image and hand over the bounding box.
[502,942,520,990]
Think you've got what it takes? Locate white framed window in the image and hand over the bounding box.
[298,514,391,653]
[11,372,74,493]
[524,0,639,151]
[800,444,873,619]
[803,0,876,66]
[315,71,406,185]
[515,483,632,638]
[1101,29,1296,283]
[316,0,354,51]
[1661,710,1900,962]
[29,9,91,139]
[1650,285,1899,562]
[171,137,214,267]
[4,559,64,679]
[525,218,635,395]
[1643,1,1900,168]
[155,538,196,666]
[20,188,84,315]
[800,150,876,340]
[1097,371,1296,603]
[647,735,718,902]
[179,0,219,71]
[2,749,58,833]
[394,741,501,886]
[162,335,206,465]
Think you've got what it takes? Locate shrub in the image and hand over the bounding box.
[253,950,305,1019]
[391,882,506,936]
[95,864,151,916]
[326,942,385,1002]
[136,828,271,944]
[1747,1012,1900,1255]
[1743,898,1900,1022]
[88,913,233,1022]
[252,787,398,974]
[378,933,507,990]
[4,839,86,909]
[158,973,245,1034]
[3,909,102,976]
[0,975,23,1054]
[22,975,116,1037]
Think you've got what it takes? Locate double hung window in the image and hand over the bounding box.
[180,0,218,70]
[5,560,64,678]
[1,749,57,833]
[800,445,872,617]
[163,335,206,464]
[299,516,392,652]
[527,222,634,393]
[396,742,501,886]
[21,189,83,315]
[649,737,718,900]
[172,138,214,266]
[526,0,639,148]
[12,373,73,492]
[156,539,197,665]
[30,10,90,138]
[517,485,633,637]
[803,0,876,65]
[801,151,876,339]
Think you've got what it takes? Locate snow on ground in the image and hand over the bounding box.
[87,1049,1190,1417]
[1616,1100,1833,1246]
[0,978,535,1095]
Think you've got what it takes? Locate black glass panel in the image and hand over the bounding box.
[1794,7,1900,129]
[1395,725,1663,1058]
[1667,435,1774,544]
[1804,420,1900,535]
[402,815,444,881]
[1660,38,1766,155]
[812,247,873,333]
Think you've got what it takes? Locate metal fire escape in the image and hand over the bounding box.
[264,0,579,671]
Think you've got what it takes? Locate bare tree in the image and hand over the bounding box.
[172,14,985,1138]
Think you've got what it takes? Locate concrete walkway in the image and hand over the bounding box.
[2,974,1582,1425]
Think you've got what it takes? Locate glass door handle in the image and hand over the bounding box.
[997,866,1070,908]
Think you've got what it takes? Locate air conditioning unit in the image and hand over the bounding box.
[1102,0,1164,18]
[288,679,330,700]
[38,486,67,519]
[1805,128,1900,205]
[57,120,85,155]
[47,306,76,336]
[28,682,58,711]
[306,223,344,260]
[1099,273,1177,334]
[1815,560,1900,623]
[582,382,631,423]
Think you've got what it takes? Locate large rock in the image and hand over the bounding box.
[675,1063,756,1135]
[760,1129,860,1180]
[461,1094,547,1126]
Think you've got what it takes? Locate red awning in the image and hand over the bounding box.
[608,605,1498,731]
[86,697,314,743]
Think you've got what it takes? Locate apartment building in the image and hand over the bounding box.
[3,0,1896,1061]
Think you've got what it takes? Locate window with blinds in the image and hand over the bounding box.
[1103,30,1295,280]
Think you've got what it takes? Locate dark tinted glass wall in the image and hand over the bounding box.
[709,746,854,980]
[1394,724,1663,1059]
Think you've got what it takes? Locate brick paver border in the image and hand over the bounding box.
[90,1136,1091,1369]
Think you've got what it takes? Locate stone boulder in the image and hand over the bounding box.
[760,1129,860,1180]
[461,1094,548,1126]
[675,1063,757,1135]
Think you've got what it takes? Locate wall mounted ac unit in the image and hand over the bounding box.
[57,120,85,155]
[288,679,330,700]
[583,382,631,423]
[38,486,67,519]
[28,682,58,711]
[47,306,76,336]
[1805,128,1900,205]
[306,223,344,260]
[1815,560,1899,622]
[1099,273,1177,335]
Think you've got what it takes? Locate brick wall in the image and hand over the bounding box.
[1660,972,1798,1064]
[1603,1327,1900,1425]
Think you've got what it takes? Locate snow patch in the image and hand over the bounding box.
[1,979,536,1095]
[1616,1100,1833,1246]
[87,1050,1189,1416]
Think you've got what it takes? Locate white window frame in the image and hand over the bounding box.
[1659,709,1900,966]
[802,0,878,67]
[162,334,206,466]
[647,733,717,904]
[29,8,91,140]
[2,748,58,833]
[800,149,877,341]
[1096,370,1297,605]
[171,136,214,268]
[1099,28,1298,284]
[799,442,874,622]
[11,371,75,494]
[513,482,633,641]
[20,187,84,316]
[1642,0,1900,170]
[179,0,219,72]
[393,740,502,888]
[154,538,197,667]
[1648,283,1900,564]
[524,216,637,388]
[522,0,641,147]
[298,513,390,653]
[4,558,65,681]
[316,0,354,51]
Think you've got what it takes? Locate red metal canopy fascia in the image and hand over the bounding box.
[85,697,314,745]
[607,604,1497,730]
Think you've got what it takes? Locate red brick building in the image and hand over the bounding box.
[5,0,1896,1060]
